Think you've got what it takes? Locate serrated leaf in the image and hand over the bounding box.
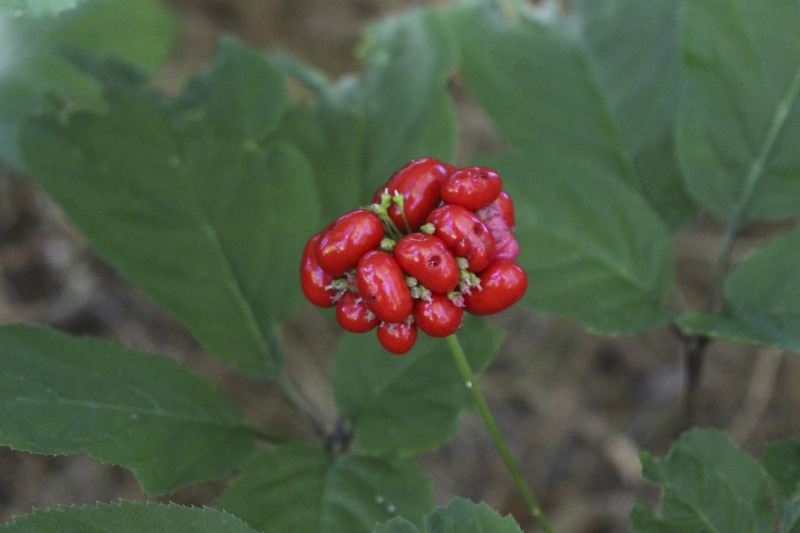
[450,0,639,192]
[0,0,179,170]
[763,437,800,533]
[571,0,696,228]
[483,152,676,334]
[677,226,800,351]
[0,501,258,532]
[0,0,84,18]
[630,428,774,533]
[374,518,421,533]
[20,39,319,378]
[0,324,256,495]
[375,497,522,533]
[218,442,433,533]
[676,0,800,223]
[333,316,504,454]
[359,7,458,191]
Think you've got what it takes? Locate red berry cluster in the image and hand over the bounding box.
[300,157,527,354]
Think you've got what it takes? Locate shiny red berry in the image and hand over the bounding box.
[413,293,464,337]
[463,260,528,315]
[336,291,379,333]
[316,209,384,276]
[373,157,450,231]
[441,166,502,211]
[356,250,414,323]
[393,233,460,294]
[377,321,417,354]
[426,204,496,273]
[300,233,337,307]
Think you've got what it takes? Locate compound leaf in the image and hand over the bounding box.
[0,324,256,495]
[219,442,433,533]
[630,428,774,533]
[676,0,800,223]
[0,501,258,532]
[333,316,504,455]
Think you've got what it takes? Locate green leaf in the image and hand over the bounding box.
[0,0,180,170]
[0,0,85,18]
[630,428,774,533]
[269,53,366,221]
[375,497,522,533]
[21,39,319,378]
[333,317,504,454]
[763,437,800,533]
[0,324,256,495]
[422,498,521,533]
[450,0,639,192]
[181,37,287,143]
[571,0,696,228]
[450,2,678,333]
[0,501,259,532]
[374,518,421,533]
[676,0,800,223]
[484,152,676,334]
[677,226,800,351]
[359,7,458,191]
[218,442,433,533]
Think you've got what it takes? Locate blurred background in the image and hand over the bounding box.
[1,1,799,531]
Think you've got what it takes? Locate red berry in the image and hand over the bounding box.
[413,293,463,337]
[373,157,450,231]
[480,210,519,262]
[336,291,379,333]
[356,250,414,323]
[316,209,384,276]
[463,260,528,315]
[300,233,337,307]
[492,231,520,262]
[393,233,460,294]
[477,190,515,230]
[377,321,417,354]
[441,166,502,211]
[426,204,496,273]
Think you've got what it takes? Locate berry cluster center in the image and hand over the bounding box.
[300,157,527,354]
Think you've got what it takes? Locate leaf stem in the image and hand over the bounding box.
[269,329,327,439]
[278,374,327,439]
[445,334,553,533]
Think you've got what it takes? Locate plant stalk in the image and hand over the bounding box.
[446,334,553,533]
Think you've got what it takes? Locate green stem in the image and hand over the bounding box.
[446,335,553,533]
